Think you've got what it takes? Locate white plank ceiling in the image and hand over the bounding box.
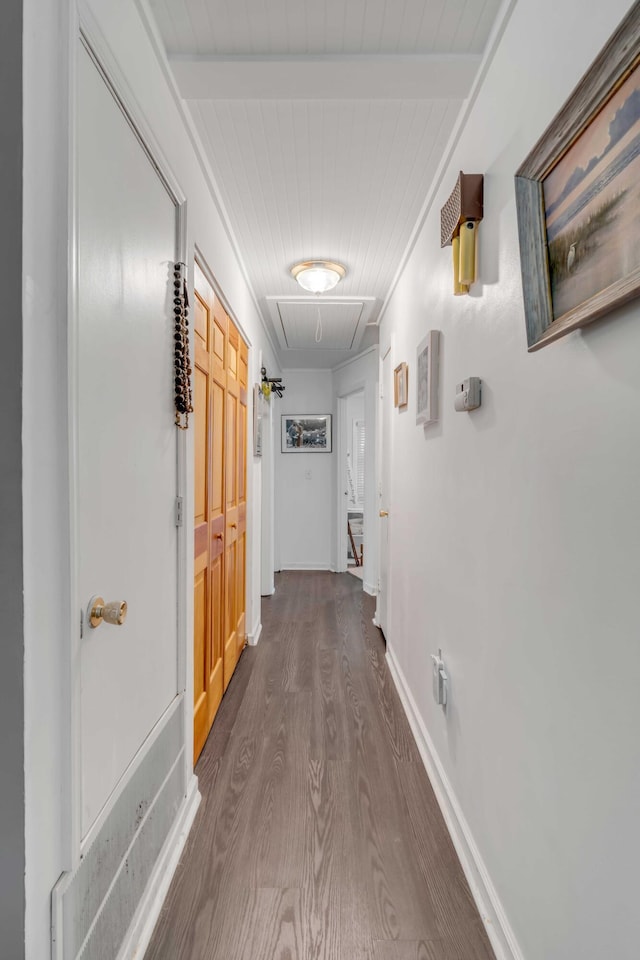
[149,0,503,367]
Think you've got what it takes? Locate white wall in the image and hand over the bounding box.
[1,1,24,955]
[333,348,379,595]
[380,2,640,959]
[275,370,334,569]
[23,0,73,954]
[22,0,279,956]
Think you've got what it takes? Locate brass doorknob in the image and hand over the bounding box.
[89,596,128,629]
[379,510,389,518]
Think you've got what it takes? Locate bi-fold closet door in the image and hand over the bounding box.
[193,263,248,763]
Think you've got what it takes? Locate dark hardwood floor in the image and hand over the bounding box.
[146,571,495,960]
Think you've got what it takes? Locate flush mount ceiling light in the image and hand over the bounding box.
[290,259,346,294]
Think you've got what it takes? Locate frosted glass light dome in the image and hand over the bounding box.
[290,260,346,293]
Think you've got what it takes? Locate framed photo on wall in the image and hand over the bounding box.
[515,4,640,350]
[394,362,408,408]
[416,330,440,425]
[281,414,332,452]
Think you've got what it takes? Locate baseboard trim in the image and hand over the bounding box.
[280,562,331,571]
[385,648,523,960]
[117,775,200,960]
[247,620,262,646]
[364,580,377,596]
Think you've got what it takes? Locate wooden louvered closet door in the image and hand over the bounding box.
[193,263,247,763]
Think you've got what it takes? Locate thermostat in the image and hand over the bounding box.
[455,377,481,412]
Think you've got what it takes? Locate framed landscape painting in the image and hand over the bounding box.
[281,415,332,452]
[515,4,640,350]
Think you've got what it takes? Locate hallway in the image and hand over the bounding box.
[146,572,494,960]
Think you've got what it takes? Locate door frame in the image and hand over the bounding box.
[335,385,366,575]
[65,11,189,867]
[374,338,394,638]
[259,352,276,598]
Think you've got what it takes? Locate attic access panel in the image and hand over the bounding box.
[275,300,366,350]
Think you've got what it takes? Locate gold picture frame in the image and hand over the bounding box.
[394,362,408,409]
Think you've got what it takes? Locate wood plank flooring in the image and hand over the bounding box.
[146,571,495,960]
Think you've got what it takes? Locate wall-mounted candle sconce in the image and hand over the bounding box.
[440,172,484,295]
[261,366,286,398]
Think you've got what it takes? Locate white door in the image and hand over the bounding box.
[336,395,349,573]
[375,347,392,636]
[77,45,179,837]
[340,392,366,570]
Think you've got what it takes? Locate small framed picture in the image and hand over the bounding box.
[416,330,440,425]
[253,384,263,457]
[281,414,332,452]
[394,362,408,409]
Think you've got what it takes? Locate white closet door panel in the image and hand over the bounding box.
[77,45,178,837]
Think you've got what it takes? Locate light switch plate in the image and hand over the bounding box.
[431,649,448,707]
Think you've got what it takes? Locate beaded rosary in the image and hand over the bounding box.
[173,262,193,430]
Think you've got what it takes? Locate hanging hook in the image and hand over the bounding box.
[261,366,286,397]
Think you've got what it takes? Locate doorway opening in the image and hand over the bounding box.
[338,390,366,581]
